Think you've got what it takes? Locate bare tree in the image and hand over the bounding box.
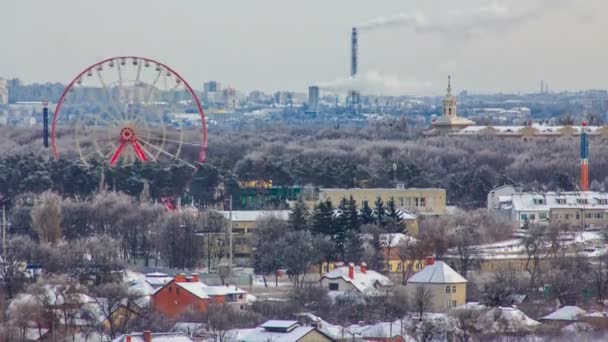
[523,225,549,289]
[411,286,433,320]
[31,191,62,244]
[90,282,140,339]
[398,239,430,285]
[450,307,485,342]
[454,226,479,279]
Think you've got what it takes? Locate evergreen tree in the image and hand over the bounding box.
[387,197,403,222]
[360,201,375,225]
[374,196,386,226]
[334,197,350,258]
[311,200,335,236]
[289,198,309,231]
[343,230,364,263]
[347,195,360,231]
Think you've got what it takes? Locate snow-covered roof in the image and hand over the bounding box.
[174,282,210,299]
[453,303,540,334]
[170,322,206,336]
[200,284,247,296]
[321,265,391,295]
[502,191,608,212]
[541,306,586,321]
[347,321,415,340]
[112,332,193,342]
[215,210,290,222]
[407,261,467,284]
[227,325,326,342]
[261,320,299,330]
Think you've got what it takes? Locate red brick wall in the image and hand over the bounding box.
[152,280,209,318]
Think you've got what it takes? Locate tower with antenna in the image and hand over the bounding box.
[580,121,589,191]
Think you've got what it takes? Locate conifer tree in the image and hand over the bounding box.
[347,195,360,231]
[374,196,386,226]
[387,197,402,223]
[311,200,335,236]
[289,198,309,231]
[360,201,375,225]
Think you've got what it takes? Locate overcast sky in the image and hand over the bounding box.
[0,0,606,95]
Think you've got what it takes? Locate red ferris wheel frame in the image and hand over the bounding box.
[51,56,208,167]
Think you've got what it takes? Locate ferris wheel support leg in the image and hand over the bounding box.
[131,140,148,162]
[110,141,127,166]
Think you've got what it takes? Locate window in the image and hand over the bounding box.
[576,213,581,220]
[399,197,404,206]
[187,304,194,313]
[521,214,527,220]
[176,287,180,295]
[565,214,570,220]
[452,286,456,293]
[539,213,547,220]
[596,213,602,219]
[452,300,457,307]
[239,294,244,299]
[529,214,535,220]
[415,198,419,207]
[420,197,426,207]
[329,283,339,291]
[397,262,402,271]
[362,200,368,207]
[557,198,566,204]
[446,286,451,294]
[405,198,411,207]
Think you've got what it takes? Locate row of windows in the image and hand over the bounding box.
[388,262,423,272]
[522,212,604,221]
[362,197,428,208]
[446,285,457,294]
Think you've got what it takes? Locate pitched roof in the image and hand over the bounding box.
[541,306,587,321]
[407,261,467,284]
[215,210,291,222]
[321,266,391,295]
[227,324,334,342]
[160,281,246,300]
[112,332,193,342]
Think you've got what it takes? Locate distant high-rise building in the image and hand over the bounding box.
[0,78,8,105]
[308,86,319,112]
[203,81,222,105]
[221,87,237,109]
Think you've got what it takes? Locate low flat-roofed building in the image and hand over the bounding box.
[494,191,608,229]
[319,188,446,216]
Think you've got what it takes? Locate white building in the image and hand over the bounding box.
[406,259,467,312]
[494,191,608,229]
[320,263,392,296]
[487,185,519,210]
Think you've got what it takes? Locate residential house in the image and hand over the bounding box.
[320,263,392,296]
[487,185,518,210]
[151,273,247,318]
[541,306,587,323]
[406,258,467,312]
[227,320,335,342]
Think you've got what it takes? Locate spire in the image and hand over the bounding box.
[447,75,452,96]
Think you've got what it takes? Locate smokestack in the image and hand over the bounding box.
[581,121,589,191]
[143,331,152,342]
[349,27,360,110]
[348,263,355,279]
[43,100,49,148]
[351,27,358,77]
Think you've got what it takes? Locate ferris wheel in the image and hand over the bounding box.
[51,56,207,171]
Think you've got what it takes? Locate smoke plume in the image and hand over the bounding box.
[358,0,571,37]
[318,71,432,96]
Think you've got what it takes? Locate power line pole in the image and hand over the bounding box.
[229,195,233,279]
[2,205,5,259]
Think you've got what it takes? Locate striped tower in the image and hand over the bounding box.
[580,121,589,191]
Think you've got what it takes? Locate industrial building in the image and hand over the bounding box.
[318,187,446,216]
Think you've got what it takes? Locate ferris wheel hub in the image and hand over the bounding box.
[119,127,136,142]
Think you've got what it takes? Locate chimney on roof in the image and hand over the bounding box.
[126,336,131,342]
[348,263,355,279]
[425,256,435,266]
[360,262,367,274]
[175,273,186,283]
[143,330,151,342]
[191,273,199,282]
